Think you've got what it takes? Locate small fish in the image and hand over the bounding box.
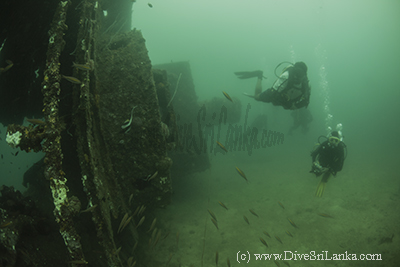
[151,228,158,241]
[132,241,138,252]
[278,201,285,209]
[283,261,290,267]
[80,204,98,213]
[128,194,134,206]
[211,218,219,230]
[26,118,45,125]
[62,75,82,84]
[127,257,135,267]
[218,201,228,210]
[243,215,250,225]
[0,221,12,228]
[138,205,146,216]
[259,237,268,247]
[149,239,155,248]
[14,151,19,156]
[0,60,13,73]
[215,251,219,266]
[135,216,145,228]
[274,260,281,267]
[208,209,217,221]
[285,230,293,237]
[222,91,233,102]
[1,154,3,159]
[117,213,129,233]
[216,141,228,152]
[162,231,170,241]
[263,231,271,238]
[153,230,162,247]
[249,209,259,218]
[317,213,333,218]
[147,171,158,182]
[227,258,231,267]
[275,236,283,244]
[148,3,153,8]
[287,218,298,228]
[132,206,140,217]
[236,166,248,183]
[72,62,92,71]
[378,234,394,245]
[120,216,133,233]
[147,218,157,233]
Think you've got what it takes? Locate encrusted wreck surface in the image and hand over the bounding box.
[94,30,172,210]
[1,0,173,266]
[153,62,211,176]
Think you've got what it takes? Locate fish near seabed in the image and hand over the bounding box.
[287,218,299,228]
[236,166,248,183]
[61,75,82,84]
[222,91,233,102]
[249,209,259,218]
[260,237,268,247]
[216,141,228,152]
[285,230,293,237]
[317,213,333,218]
[72,62,92,71]
[275,235,283,244]
[207,209,217,221]
[218,201,228,210]
[211,218,219,230]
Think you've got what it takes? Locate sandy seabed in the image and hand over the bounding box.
[146,141,399,267]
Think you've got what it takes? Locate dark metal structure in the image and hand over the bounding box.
[0,1,188,266]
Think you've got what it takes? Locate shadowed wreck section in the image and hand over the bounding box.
[0,0,185,266]
[70,27,174,265]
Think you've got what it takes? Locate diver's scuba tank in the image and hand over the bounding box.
[274,61,293,78]
[336,123,343,141]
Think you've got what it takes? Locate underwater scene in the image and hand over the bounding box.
[0,0,399,266]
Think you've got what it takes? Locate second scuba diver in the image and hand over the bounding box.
[310,131,347,197]
[234,61,311,110]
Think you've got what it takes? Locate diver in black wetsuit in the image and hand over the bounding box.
[235,61,311,110]
[310,131,347,197]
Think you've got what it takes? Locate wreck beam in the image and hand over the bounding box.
[41,0,85,263]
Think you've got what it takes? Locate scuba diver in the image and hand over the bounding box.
[310,131,347,197]
[234,61,311,110]
[288,107,313,135]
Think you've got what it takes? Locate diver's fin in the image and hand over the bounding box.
[234,70,265,79]
[315,172,330,197]
[242,92,255,98]
[315,180,326,197]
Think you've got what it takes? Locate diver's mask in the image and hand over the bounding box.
[328,136,340,147]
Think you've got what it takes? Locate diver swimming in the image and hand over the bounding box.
[310,130,347,197]
[234,61,311,110]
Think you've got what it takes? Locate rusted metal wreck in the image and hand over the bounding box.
[0,0,210,266]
